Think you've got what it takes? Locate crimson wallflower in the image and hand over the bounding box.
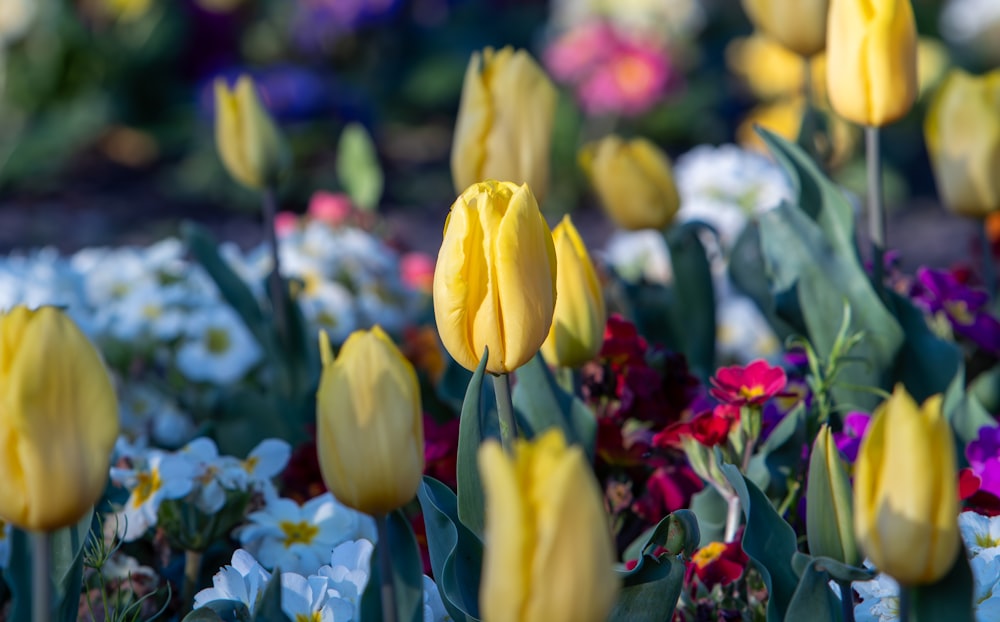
[710,359,787,406]
[654,404,740,449]
[686,540,749,588]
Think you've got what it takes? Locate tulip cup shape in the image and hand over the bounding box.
[478,429,620,622]
[741,0,829,57]
[540,215,607,368]
[924,69,1000,219]
[451,47,557,203]
[853,385,961,585]
[432,180,557,375]
[316,327,424,516]
[0,306,119,531]
[826,0,918,127]
[579,135,680,231]
[214,74,290,190]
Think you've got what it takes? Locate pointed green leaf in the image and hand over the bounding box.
[785,557,840,622]
[888,290,961,402]
[457,348,490,537]
[512,353,596,459]
[361,511,423,622]
[664,223,716,381]
[943,364,997,447]
[609,555,686,622]
[336,123,384,212]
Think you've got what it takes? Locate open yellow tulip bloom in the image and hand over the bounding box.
[451,47,557,203]
[742,0,829,57]
[214,75,289,190]
[925,69,1000,219]
[826,0,918,127]
[853,385,960,585]
[541,215,606,368]
[478,430,620,622]
[433,180,557,375]
[316,327,424,516]
[0,306,119,531]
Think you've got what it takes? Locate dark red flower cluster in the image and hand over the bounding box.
[710,359,787,407]
[653,404,741,449]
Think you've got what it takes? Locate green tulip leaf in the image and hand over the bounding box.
[623,510,701,564]
[689,486,727,546]
[336,122,384,212]
[512,353,596,459]
[969,363,1000,414]
[360,510,424,622]
[417,477,483,622]
[184,602,252,622]
[609,555,686,622]
[721,464,800,622]
[943,364,997,448]
[728,224,797,341]
[664,222,716,381]
[251,568,292,622]
[888,290,962,403]
[909,547,975,622]
[456,348,490,537]
[791,553,874,584]
[784,557,841,622]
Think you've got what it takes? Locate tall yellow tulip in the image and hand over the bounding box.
[316,327,424,515]
[478,429,620,622]
[580,135,680,231]
[432,180,557,375]
[0,306,119,531]
[214,75,290,190]
[451,47,557,203]
[742,0,829,57]
[924,69,1000,219]
[853,385,960,585]
[826,0,918,126]
[541,215,606,368]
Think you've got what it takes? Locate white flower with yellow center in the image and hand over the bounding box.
[194,549,272,613]
[176,305,262,385]
[315,539,374,618]
[281,572,353,622]
[218,438,292,496]
[961,513,1000,559]
[110,451,198,541]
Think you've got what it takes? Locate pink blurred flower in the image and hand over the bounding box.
[274,211,300,237]
[544,22,620,83]
[307,191,354,226]
[400,252,435,294]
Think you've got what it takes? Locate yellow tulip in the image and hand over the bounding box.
[451,47,557,203]
[316,326,424,515]
[727,35,828,102]
[541,215,606,368]
[924,69,1000,219]
[432,180,557,375]
[826,0,918,127]
[742,0,829,57]
[0,306,119,531]
[214,75,290,190]
[580,135,680,231]
[478,429,620,622]
[853,385,960,585]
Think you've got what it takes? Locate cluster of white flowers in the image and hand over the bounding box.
[849,512,1000,622]
[109,436,291,541]
[195,544,452,622]
[549,0,706,43]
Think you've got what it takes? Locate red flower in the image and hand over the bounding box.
[600,314,648,368]
[423,414,460,489]
[710,359,787,406]
[686,540,748,588]
[631,465,704,522]
[653,404,740,449]
[959,468,1000,517]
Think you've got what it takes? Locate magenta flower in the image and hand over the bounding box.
[967,425,1000,499]
[912,267,1000,355]
[709,359,787,407]
[833,412,870,463]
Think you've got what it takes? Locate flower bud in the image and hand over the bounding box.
[432,180,557,375]
[478,429,620,622]
[580,135,680,231]
[742,0,829,57]
[806,425,859,566]
[214,75,290,190]
[826,0,918,126]
[451,47,557,203]
[853,385,960,585]
[541,215,606,367]
[924,69,1000,219]
[0,306,119,531]
[316,327,424,515]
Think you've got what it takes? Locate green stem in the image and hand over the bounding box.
[982,219,996,298]
[492,373,518,454]
[865,126,886,300]
[182,550,203,612]
[898,587,911,622]
[32,532,51,622]
[261,187,288,342]
[376,515,398,622]
[838,580,856,622]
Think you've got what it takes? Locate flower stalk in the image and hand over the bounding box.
[32,531,50,622]
[183,549,203,612]
[262,187,288,342]
[376,514,398,622]
[493,373,519,453]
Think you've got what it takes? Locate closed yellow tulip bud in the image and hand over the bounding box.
[451,47,557,203]
[478,429,620,622]
[806,425,859,566]
[214,75,290,190]
[541,215,606,368]
[433,180,557,375]
[316,326,424,515]
[0,306,119,531]
[826,0,918,127]
[853,385,960,585]
[924,69,1000,219]
[742,0,829,57]
[580,135,680,231]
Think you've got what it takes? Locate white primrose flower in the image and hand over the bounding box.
[281,572,354,622]
[72,247,158,306]
[602,230,673,285]
[853,571,900,622]
[422,575,453,622]
[180,437,237,514]
[297,278,358,345]
[194,549,272,613]
[175,304,262,385]
[961,512,1000,558]
[674,144,793,218]
[101,552,158,583]
[315,539,375,618]
[973,554,1000,622]
[219,438,293,494]
[99,284,187,342]
[716,292,781,365]
[110,450,198,541]
[118,383,196,448]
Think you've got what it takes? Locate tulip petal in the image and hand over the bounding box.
[451,52,491,194]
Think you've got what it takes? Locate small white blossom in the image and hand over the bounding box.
[961,512,1000,558]
[194,549,272,613]
[111,451,198,541]
[176,305,262,385]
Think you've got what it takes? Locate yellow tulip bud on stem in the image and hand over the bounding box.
[741,0,829,58]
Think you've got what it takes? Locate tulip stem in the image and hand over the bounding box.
[837,581,856,622]
[724,494,742,543]
[261,187,288,342]
[32,531,51,622]
[898,587,912,622]
[376,514,398,622]
[182,549,203,611]
[982,220,996,298]
[493,373,519,453]
[865,126,886,300]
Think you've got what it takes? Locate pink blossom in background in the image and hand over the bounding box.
[307,191,354,226]
[274,211,300,237]
[543,22,620,83]
[400,252,435,294]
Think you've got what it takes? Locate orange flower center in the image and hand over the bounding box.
[131,469,162,507]
[692,541,728,569]
[614,56,656,97]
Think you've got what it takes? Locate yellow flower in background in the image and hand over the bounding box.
[316,327,424,515]
[741,0,829,57]
[580,135,680,231]
[925,69,1000,219]
[826,0,918,126]
[478,429,620,622]
[853,385,960,586]
[101,0,153,21]
[541,216,606,368]
[0,306,119,531]
[214,75,290,190]
[433,181,557,375]
[451,47,557,203]
[726,35,828,102]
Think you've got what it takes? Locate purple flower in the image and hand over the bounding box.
[912,267,1000,355]
[968,425,1000,498]
[292,0,401,53]
[834,412,870,463]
